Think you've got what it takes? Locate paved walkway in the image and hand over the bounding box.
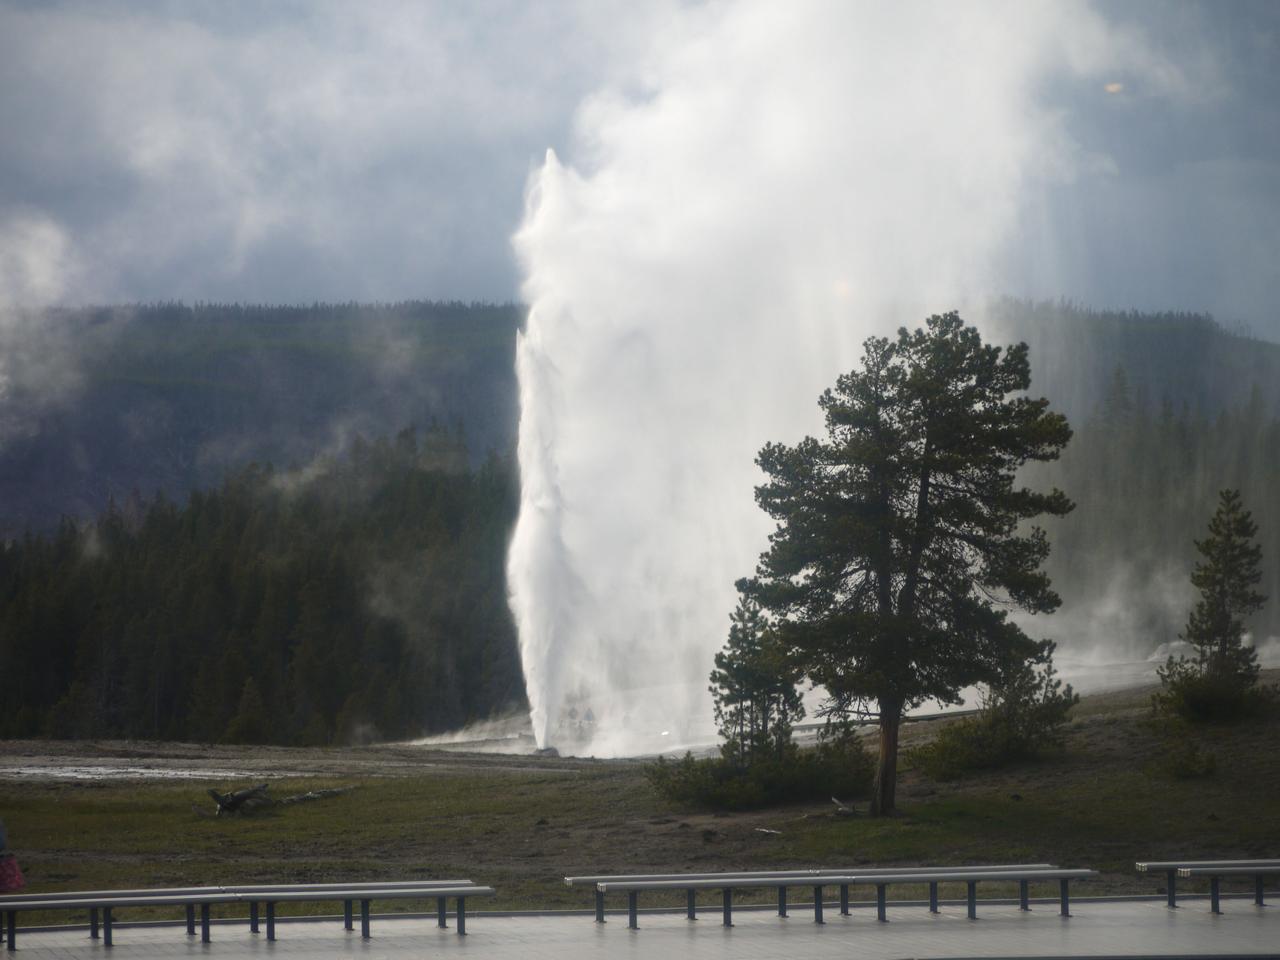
[5,898,1277,959]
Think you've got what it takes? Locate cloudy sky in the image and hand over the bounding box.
[0,0,1277,335]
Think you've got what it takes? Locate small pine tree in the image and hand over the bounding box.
[1183,489,1265,682]
[222,677,270,744]
[709,597,804,767]
[1157,489,1269,721]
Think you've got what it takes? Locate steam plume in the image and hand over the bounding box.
[509,2,1185,756]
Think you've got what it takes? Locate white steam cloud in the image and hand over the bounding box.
[508,2,1188,756]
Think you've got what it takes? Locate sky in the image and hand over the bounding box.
[0,0,1278,336]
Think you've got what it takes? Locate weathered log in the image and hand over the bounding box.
[208,782,270,815]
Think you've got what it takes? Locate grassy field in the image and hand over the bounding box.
[2,674,1278,924]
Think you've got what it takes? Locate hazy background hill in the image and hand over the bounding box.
[0,299,1277,744]
[0,301,522,538]
[992,299,1280,422]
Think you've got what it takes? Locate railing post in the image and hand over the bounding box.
[628,891,638,929]
[457,896,467,936]
[1256,875,1265,907]
[90,906,100,939]
[344,899,352,930]
[812,886,823,924]
[266,902,276,942]
[438,895,448,928]
[876,884,887,922]
[1020,879,1030,911]
[185,903,193,936]
[250,901,260,933]
[201,903,211,942]
[596,888,605,923]
[722,887,733,927]
[929,881,938,914]
[687,888,696,920]
[1211,877,1220,915]
[777,885,787,917]
[1166,869,1177,908]
[5,910,15,952]
[1060,878,1071,917]
[102,907,112,948]
[360,899,371,939]
[840,884,849,916]
[967,881,977,920]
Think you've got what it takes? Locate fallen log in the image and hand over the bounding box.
[208,782,270,815]
[203,783,352,816]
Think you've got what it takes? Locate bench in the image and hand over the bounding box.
[0,892,239,951]
[811,864,1058,919]
[585,864,1089,928]
[0,880,492,950]
[567,864,1055,922]
[1136,859,1280,908]
[226,881,477,937]
[1177,864,1280,914]
[837,868,1096,922]
[565,871,824,923]
[0,879,475,944]
[243,885,493,940]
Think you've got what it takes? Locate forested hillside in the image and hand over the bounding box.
[1029,381,1280,648]
[0,301,522,538]
[0,426,522,743]
[0,300,1277,744]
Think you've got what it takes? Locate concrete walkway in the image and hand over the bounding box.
[5,897,1277,959]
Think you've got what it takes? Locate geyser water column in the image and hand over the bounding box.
[507,2,1181,757]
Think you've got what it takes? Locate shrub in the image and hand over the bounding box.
[1153,655,1275,724]
[646,733,874,810]
[910,652,1077,780]
[1146,732,1218,780]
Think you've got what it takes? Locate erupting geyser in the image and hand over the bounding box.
[507,2,1184,756]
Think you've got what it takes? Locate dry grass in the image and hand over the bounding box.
[2,671,1277,922]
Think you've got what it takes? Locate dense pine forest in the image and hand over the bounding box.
[0,299,1277,744]
[0,426,522,743]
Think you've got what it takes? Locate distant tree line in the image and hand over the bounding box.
[992,298,1280,424]
[0,425,524,744]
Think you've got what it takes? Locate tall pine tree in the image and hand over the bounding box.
[743,312,1072,814]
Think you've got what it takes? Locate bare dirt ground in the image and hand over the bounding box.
[0,736,599,780]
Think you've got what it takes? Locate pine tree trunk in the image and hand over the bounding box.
[870,706,902,816]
